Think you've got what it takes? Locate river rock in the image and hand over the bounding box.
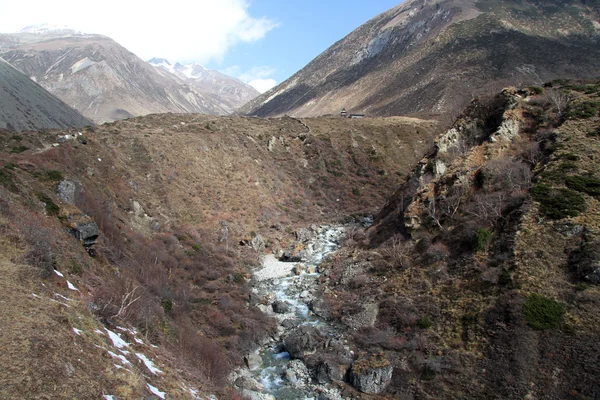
[293,263,306,275]
[244,352,263,371]
[283,326,326,359]
[241,389,275,400]
[272,300,292,314]
[295,228,314,243]
[350,354,393,394]
[284,359,311,388]
[309,298,333,321]
[316,358,350,383]
[234,376,264,392]
[281,319,300,329]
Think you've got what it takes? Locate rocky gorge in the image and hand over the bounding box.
[230,221,393,399]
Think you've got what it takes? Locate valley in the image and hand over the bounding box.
[1,0,600,399]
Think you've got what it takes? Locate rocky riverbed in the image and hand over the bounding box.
[231,225,349,399]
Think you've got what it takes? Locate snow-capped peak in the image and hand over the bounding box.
[20,23,82,35]
[148,58,206,79]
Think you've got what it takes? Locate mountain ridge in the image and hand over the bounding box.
[239,0,600,119]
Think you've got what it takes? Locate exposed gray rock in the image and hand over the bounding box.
[73,222,99,248]
[309,298,333,321]
[241,389,275,400]
[244,351,263,372]
[272,300,292,314]
[350,354,393,394]
[295,228,314,243]
[283,326,325,359]
[284,359,311,388]
[234,376,264,392]
[57,180,80,204]
[555,222,585,237]
[251,234,265,253]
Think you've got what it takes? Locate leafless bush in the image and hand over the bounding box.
[482,158,532,193]
[381,236,412,268]
[546,89,571,116]
[177,323,230,387]
[12,209,56,277]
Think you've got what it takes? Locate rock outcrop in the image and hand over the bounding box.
[350,354,393,394]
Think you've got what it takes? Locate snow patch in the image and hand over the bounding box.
[54,269,64,277]
[147,383,166,399]
[103,396,115,400]
[106,329,130,349]
[66,280,79,291]
[136,353,162,374]
[72,327,83,335]
[107,350,131,365]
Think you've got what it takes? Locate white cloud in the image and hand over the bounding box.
[222,65,277,92]
[249,79,277,93]
[0,0,278,64]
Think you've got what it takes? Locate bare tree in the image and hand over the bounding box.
[547,89,570,116]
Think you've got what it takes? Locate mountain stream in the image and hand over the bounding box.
[242,225,347,399]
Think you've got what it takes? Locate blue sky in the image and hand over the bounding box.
[1,0,404,92]
[213,0,403,91]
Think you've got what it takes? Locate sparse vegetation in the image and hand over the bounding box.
[565,175,600,197]
[523,293,564,330]
[474,228,492,251]
[531,183,586,219]
[36,192,60,216]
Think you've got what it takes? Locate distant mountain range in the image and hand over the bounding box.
[147,58,258,114]
[0,28,258,123]
[0,57,91,131]
[239,0,600,119]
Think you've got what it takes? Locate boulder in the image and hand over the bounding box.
[295,228,313,243]
[57,180,80,204]
[272,300,292,314]
[316,358,349,383]
[244,352,263,371]
[241,389,275,400]
[251,234,265,253]
[283,326,326,359]
[234,376,264,392]
[284,359,311,388]
[293,263,305,275]
[73,222,99,248]
[350,354,393,394]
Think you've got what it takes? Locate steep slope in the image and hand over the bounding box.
[0,30,231,123]
[239,0,600,119]
[0,58,92,131]
[314,82,600,398]
[148,58,259,114]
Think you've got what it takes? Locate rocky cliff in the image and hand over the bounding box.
[239,0,600,119]
[316,81,600,398]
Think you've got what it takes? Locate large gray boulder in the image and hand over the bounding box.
[244,351,263,372]
[272,300,292,314]
[350,354,393,394]
[283,326,325,359]
[57,180,80,204]
[73,222,99,248]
